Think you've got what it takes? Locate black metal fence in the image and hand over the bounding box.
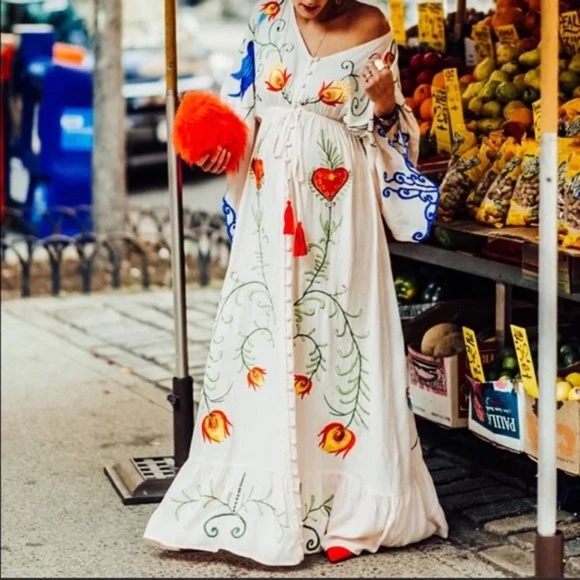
[0,206,231,299]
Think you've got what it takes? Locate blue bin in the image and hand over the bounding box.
[28,63,93,237]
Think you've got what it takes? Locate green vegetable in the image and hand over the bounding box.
[502,356,519,372]
[394,275,418,304]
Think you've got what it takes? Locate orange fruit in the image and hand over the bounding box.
[419,98,434,122]
[413,84,432,105]
[419,121,432,136]
[432,72,446,90]
[507,107,533,128]
[405,96,419,116]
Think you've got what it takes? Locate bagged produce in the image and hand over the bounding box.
[562,146,580,249]
[437,142,493,222]
[559,99,580,138]
[558,139,575,235]
[465,136,508,217]
[506,139,540,226]
[476,140,524,227]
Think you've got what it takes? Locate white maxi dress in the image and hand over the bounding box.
[144,0,448,566]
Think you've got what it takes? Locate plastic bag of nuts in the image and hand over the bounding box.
[476,140,524,228]
[437,142,493,222]
[506,139,540,227]
[558,139,575,236]
[466,136,509,218]
[562,146,580,249]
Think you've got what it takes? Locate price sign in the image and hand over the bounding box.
[388,0,407,46]
[560,10,580,55]
[430,85,452,153]
[532,99,541,140]
[418,2,446,53]
[471,22,495,63]
[510,325,538,395]
[494,24,520,45]
[462,327,486,382]
[443,69,465,132]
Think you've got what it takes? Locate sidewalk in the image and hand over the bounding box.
[0,287,575,577]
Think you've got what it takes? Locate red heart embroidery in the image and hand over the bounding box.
[312,167,349,202]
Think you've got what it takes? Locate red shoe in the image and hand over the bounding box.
[326,546,356,563]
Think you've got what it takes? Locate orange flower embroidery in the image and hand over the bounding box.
[251,158,264,189]
[294,374,313,399]
[266,63,291,92]
[318,423,356,458]
[201,410,232,443]
[318,80,353,107]
[247,366,267,389]
[260,1,281,21]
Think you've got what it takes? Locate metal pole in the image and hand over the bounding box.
[164,0,194,471]
[535,0,564,576]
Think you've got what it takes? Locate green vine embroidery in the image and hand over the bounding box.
[294,133,369,431]
[172,473,288,540]
[302,494,333,552]
[203,156,274,394]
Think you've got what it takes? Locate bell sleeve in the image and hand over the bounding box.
[219,4,260,241]
[344,38,439,242]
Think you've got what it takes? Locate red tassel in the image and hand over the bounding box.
[283,200,295,235]
[293,221,308,257]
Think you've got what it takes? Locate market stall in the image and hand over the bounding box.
[391,0,579,576]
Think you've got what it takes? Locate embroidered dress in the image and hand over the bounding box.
[144,0,447,566]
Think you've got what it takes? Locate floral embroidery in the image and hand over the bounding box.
[294,374,313,399]
[302,494,333,552]
[247,366,267,389]
[265,63,292,93]
[172,473,288,541]
[318,423,356,458]
[201,410,233,443]
[259,1,282,22]
[318,79,353,107]
[251,157,265,189]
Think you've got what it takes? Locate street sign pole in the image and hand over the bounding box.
[104,0,194,504]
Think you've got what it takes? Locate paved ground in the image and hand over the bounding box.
[3,287,580,578]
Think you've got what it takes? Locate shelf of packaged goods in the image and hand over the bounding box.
[388,240,580,303]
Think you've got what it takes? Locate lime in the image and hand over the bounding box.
[502,356,519,372]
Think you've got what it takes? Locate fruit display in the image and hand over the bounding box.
[482,328,580,402]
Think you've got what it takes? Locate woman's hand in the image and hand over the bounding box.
[197,147,231,174]
[361,58,397,118]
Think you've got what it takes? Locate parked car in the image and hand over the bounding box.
[2,0,231,169]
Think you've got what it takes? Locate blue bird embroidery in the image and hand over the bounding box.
[228,40,255,100]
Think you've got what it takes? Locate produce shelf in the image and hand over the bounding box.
[389,234,580,303]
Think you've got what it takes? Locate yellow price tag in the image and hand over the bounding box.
[471,22,495,63]
[430,85,452,154]
[388,0,407,46]
[443,68,465,134]
[494,24,520,45]
[560,10,580,55]
[462,327,486,382]
[510,325,538,395]
[418,2,446,53]
[532,99,541,140]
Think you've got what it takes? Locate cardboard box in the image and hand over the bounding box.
[468,377,526,453]
[524,395,580,476]
[408,341,497,429]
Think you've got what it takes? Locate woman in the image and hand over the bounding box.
[144,0,447,566]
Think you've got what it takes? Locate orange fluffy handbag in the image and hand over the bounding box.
[172,91,249,174]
